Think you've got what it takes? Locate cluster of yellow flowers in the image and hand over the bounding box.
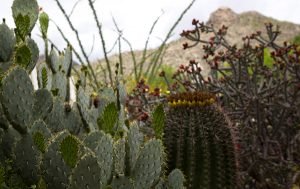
[167,91,216,107]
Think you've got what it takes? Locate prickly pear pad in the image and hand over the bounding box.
[14,134,40,185]
[12,0,39,33]
[0,21,15,62]
[0,66,34,133]
[70,153,101,189]
[133,139,163,189]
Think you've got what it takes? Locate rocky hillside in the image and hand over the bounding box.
[93,7,300,78]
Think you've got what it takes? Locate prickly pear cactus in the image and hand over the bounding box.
[127,123,144,173]
[37,62,52,90]
[0,104,9,130]
[44,97,81,134]
[0,19,15,63]
[12,0,39,33]
[167,169,185,189]
[13,134,40,185]
[98,102,118,134]
[164,91,238,189]
[69,153,102,189]
[151,104,165,139]
[111,176,134,189]
[41,131,86,189]
[0,66,35,133]
[76,86,98,131]
[49,45,72,100]
[84,131,114,187]
[33,88,53,121]
[133,139,163,188]
[25,37,39,73]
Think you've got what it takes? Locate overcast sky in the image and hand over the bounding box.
[1,0,300,61]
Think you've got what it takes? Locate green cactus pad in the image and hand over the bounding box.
[77,86,98,131]
[37,62,52,90]
[154,178,167,189]
[25,37,39,73]
[61,45,72,74]
[117,83,127,106]
[83,131,104,151]
[0,104,9,130]
[113,138,126,175]
[167,169,185,189]
[51,71,68,99]
[133,139,163,189]
[12,0,39,33]
[32,131,46,153]
[59,135,80,168]
[41,67,48,88]
[33,89,53,120]
[111,176,134,189]
[127,123,144,173]
[13,43,31,68]
[49,47,59,72]
[44,101,82,136]
[98,102,118,134]
[49,46,72,100]
[42,131,71,189]
[30,119,51,137]
[39,12,49,37]
[45,97,68,133]
[64,103,83,135]
[99,87,116,102]
[0,21,15,62]
[14,134,40,185]
[94,132,114,186]
[0,66,34,133]
[29,120,51,152]
[0,61,12,75]
[70,153,101,189]
[0,127,20,162]
[151,104,165,139]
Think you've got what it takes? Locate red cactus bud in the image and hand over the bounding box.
[192,18,199,25]
[183,42,189,50]
[189,59,196,64]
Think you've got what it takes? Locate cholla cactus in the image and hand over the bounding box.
[164,91,238,189]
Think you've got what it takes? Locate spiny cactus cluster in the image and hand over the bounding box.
[0,0,185,188]
[163,91,238,189]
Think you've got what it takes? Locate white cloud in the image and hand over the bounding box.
[1,0,300,62]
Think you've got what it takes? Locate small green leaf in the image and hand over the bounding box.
[59,135,79,168]
[39,12,49,37]
[152,104,165,139]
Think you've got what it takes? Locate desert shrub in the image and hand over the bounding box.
[174,20,300,188]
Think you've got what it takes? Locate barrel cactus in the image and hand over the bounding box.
[163,91,239,189]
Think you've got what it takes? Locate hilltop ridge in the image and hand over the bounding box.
[93,7,300,78]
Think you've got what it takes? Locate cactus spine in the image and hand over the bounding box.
[164,91,238,189]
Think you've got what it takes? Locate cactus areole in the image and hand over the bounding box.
[164,91,238,189]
